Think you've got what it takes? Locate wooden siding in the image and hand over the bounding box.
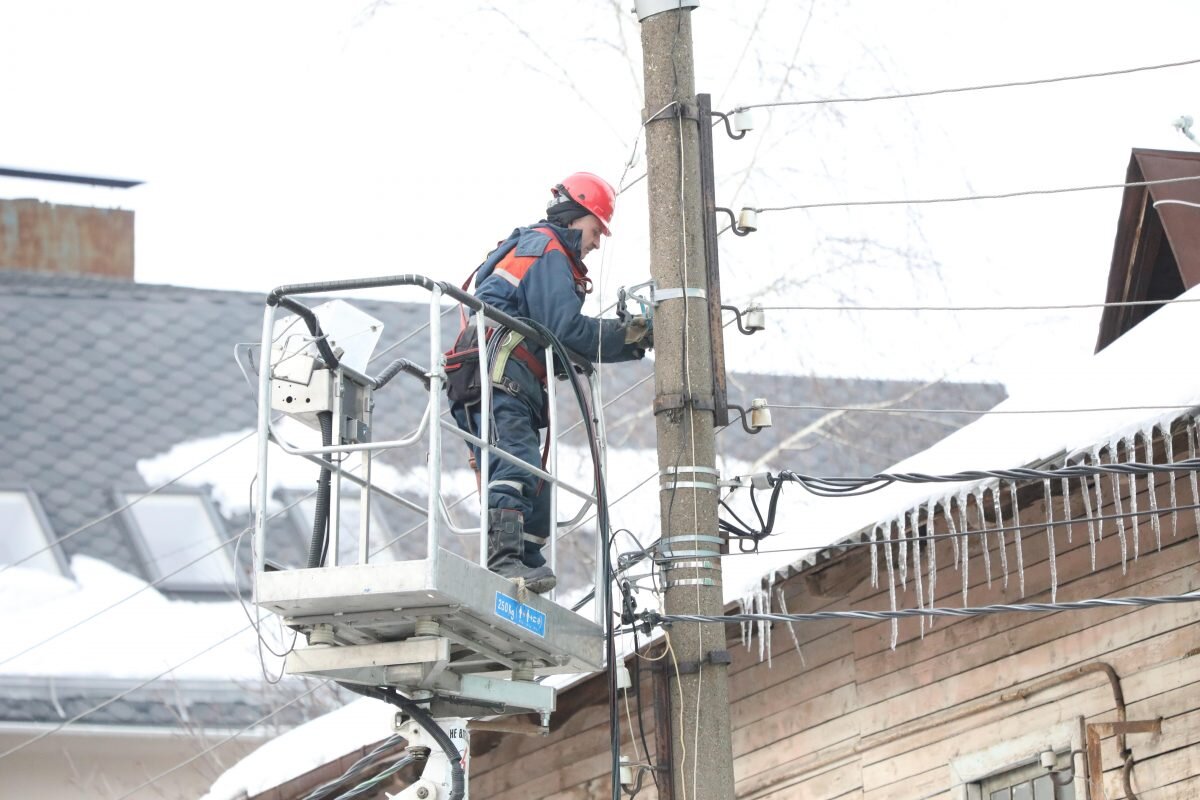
[471,438,1200,799]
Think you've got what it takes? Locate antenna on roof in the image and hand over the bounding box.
[1173,115,1198,147]
[0,167,143,189]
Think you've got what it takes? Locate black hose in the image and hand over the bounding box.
[307,410,334,568]
[372,358,429,390]
[339,683,464,800]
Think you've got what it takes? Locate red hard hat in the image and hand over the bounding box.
[553,172,616,235]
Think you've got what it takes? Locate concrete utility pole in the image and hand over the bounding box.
[636,3,737,798]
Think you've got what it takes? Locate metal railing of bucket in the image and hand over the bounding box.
[253,274,609,624]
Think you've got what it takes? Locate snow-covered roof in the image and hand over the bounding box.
[720,283,1200,601]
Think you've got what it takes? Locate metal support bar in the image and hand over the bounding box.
[697,93,731,427]
[442,421,598,504]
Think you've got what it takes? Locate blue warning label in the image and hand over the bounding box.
[494,591,547,638]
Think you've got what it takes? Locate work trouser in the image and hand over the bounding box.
[451,389,550,568]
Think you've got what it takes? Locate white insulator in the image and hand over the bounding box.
[749,398,772,429]
[732,108,755,133]
[616,665,632,690]
[620,757,635,786]
[744,303,765,331]
[737,207,758,232]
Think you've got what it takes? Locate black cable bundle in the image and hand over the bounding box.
[718,476,785,550]
[514,317,623,800]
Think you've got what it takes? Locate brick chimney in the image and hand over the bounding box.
[0,198,134,280]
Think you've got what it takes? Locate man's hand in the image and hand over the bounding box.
[624,315,653,348]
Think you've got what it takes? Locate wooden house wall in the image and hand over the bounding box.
[470,441,1200,799]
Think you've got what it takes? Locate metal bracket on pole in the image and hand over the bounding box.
[634,0,699,23]
[657,649,732,676]
[653,392,715,415]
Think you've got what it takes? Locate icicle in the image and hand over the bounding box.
[957,494,971,606]
[739,596,750,652]
[898,513,909,591]
[926,500,938,621]
[1092,446,1106,542]
[1125,437,1140,562]
[975,494,993,589]
[764,573,775,667]
[1079,451,1098,571]
[869,526,880,589]
[1008,479,1026,597]
[912,511,926,639]
[775,585,805,667]
[1143,429,1162,552]
[1189,420,1200,556]
[1043,478,1058,603]
[757,585,768,664]
[882,522,898,650]
[1061,474,1073,545]
[991,485,1009,590]
[1107,444,1129,574]
[1164,424,1179,539]
[947,495,961,567]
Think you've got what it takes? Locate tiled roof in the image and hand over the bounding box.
[0,269,1005,727]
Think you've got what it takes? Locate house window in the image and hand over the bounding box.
[0,490,66,576]
[950,720,1083,800]
[979,758,1076,800]
[122,491,235,592]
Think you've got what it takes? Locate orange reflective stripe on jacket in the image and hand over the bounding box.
[493,226,591,294]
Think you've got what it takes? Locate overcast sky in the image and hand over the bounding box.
[3,0,1198,394]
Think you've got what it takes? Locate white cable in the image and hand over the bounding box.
[1154,198,1200,209]
[755,174,1200,213]
[768,402,1198,416]
[756,295,1200,312]
[735,56,1200,111]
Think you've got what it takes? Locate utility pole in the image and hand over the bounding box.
[636,3,737,799]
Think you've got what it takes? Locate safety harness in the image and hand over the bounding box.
[444,226,589,491]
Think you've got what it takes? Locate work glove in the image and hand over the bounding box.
[624,315,653,349]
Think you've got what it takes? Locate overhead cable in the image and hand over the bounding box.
[772,457,1200,498]
[753,174,1200,213]
[0,624,253,761]
[757,295,1200,313]
[644,591,1200,627]
[734,56,1200,111]
[768,402,1198,417]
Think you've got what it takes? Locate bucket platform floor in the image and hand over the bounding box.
[256,550,603,712]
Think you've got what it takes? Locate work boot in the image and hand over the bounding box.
[488,509,557,594]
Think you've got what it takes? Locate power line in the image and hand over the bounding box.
[637,499,1200,566]
[114,681,330,800]
[644,590,1200,627]
[768,402,1198,417]
[753,174,1200,213]
[757,295,1200,313]
[772,457,1200,498]
[732,55,1200,111]
[0,624,253,761]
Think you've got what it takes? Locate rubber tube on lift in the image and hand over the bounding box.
[307,410,334,568]
[338,683,464,800]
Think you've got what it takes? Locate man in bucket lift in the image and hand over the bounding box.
[447,172,652,594]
